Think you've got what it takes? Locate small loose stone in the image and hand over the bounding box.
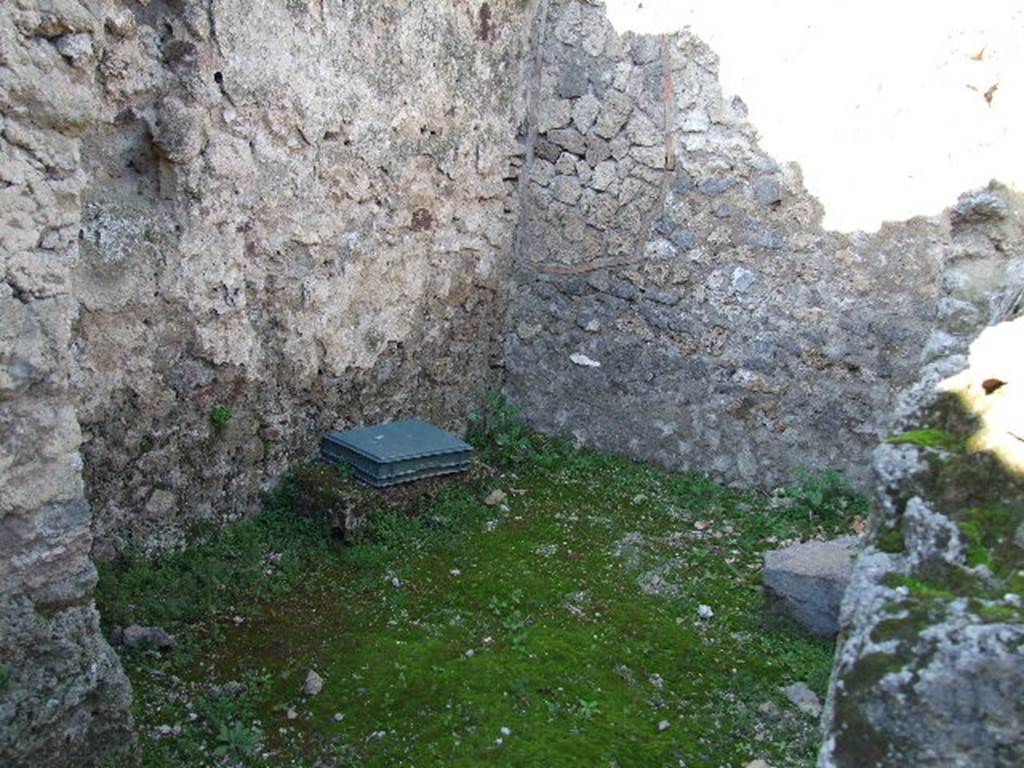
[303,670,324,696]
[484,489,507,506]
[782,682,822,718]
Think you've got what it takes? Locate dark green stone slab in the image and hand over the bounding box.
[351,461,471,488]
[320,419,473,487]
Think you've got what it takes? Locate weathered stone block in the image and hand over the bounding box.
[0,599,133,768]
[594,91,633,139]
[555,58,590,99]
[821,314,1024,768]
[752,175,783,206]
[537,97,573,133]
[572,93,601,133]
[763,537,858,636]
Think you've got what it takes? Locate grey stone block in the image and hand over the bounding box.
[763,536,858,636]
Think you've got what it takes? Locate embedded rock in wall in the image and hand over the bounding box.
[1,2,133,765]
[69,0,532,555]
[505,0,1022,488]
[819,193,1024,767]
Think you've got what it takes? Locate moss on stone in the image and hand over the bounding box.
[884,390,1023,601]
[887,428,964,452]
[957,504,1023,578]
[876,527,906,554]
[958,520,991,568]
[922,451,1023,520]
[831,651,910,768]
[882,572,955,601]
[969,599,1022,624]
[871,601,946,645]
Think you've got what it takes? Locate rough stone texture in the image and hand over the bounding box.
[763,536,858,637]
[505,0,1024,489]
[819,196,1024,767]
[1,2,134,766]
[2,0,531,764]
[3,0,1024,764]
[302,669,324,697]
[69,0,532,556]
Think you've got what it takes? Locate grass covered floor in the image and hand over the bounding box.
[97,441,865,768]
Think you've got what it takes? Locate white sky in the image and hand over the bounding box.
[605,1,1023,232]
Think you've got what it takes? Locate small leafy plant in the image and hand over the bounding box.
[466,391,536,467]
[573,699,601,721]
[213,722,261,759]
[210,404,233,432]
[785,467,865,527]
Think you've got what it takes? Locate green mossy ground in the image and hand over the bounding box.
[98,447,865,768]
[886,428,964,452]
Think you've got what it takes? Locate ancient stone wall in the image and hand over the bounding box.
[1,3,134,765]
[820,189,1024,767]
[67,0,531,555]
[3,0,1022,765]
[505,0,1021,488]
[2,0,531,764]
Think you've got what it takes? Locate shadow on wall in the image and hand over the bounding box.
[604,0,1024,232]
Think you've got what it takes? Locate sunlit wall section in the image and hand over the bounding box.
[605,1,1023,231]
